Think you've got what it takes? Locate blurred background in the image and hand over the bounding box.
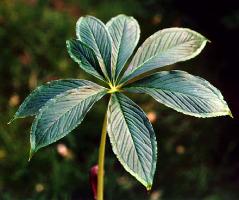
[0,0,239,199]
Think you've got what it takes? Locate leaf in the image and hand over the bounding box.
[106,14,140,82]
[107,93,157,189]
[30,81,107,154]
[76,16,112,81]
[125,70,232,118]
[12,79,93,121]
[120,28,209,84]
[66,39,106,81]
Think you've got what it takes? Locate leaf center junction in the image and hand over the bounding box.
[108,84,121,93]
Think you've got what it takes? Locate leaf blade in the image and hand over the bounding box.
[106,14,140,82]
[76,16,112,81]
[125,70,231,118]
[107,93,157,189]
[30,81,107,153]
[66,39,106,81]
[121,28,208,84]
[13,79,94,120]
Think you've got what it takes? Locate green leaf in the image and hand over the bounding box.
[12,79,93,121]
[106,14,140,82]
[30,81,107,154]
[107,93,157,189]
[125,70,232,118]
[120,28,209,84]
[76,16,112,81]
[66,39,106,82]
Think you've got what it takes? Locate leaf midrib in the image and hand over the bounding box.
[128,85,219,100]
[114,18,127,79]
[34,89,103,147]
[85,20,109,79]
[124,37,201,80]
[113,94,149,183]
[126,86,228,116]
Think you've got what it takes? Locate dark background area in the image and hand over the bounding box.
[0,0,239,199]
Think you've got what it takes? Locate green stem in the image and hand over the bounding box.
[97,112,107,200]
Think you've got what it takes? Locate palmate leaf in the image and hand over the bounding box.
[11,14,233,194]
[106,14,140,82]
[125,70,232,118]
[30,81,107,155]
[120,28,209,84]
[107,93,157,189]
[66,39,106,82]
[76,16,112,81]
[12,79,92,120]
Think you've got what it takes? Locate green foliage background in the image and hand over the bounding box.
[0,0,239,199]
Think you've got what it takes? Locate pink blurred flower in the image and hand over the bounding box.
[90,165,98,200]
[56,143,73,159]
[147,111,157,123]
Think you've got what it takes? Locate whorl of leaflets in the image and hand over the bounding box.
[11,14,232,190]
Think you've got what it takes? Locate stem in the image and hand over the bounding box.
[97,113,107,200]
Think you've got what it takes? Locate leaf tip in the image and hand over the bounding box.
[146,184,152,191]
[66,40,71,49]
[28,148,36,162]
[228,110,234,118]
[7,119,14,125]
[7,115,17,125]
[204,37,211,43]
[29,135,37,161]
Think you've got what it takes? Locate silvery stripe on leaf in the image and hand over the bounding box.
[125,70,231,118]
[76,16,112,81]
[120,28,208,84]
[30,82,107,153]
[66,39,106,81]
[107,93,157,189]
[106,14,140,82]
